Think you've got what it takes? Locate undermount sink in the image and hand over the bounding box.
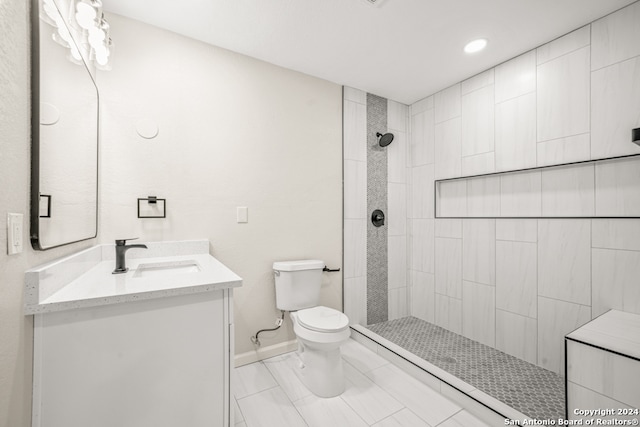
[133,259,201,278]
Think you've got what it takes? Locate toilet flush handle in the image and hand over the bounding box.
[323,266,340,272]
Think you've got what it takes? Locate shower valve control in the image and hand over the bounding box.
[371,209,385,227]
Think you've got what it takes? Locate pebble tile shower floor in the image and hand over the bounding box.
[366,316,565,420]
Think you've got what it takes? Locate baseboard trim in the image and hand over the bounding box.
[234,339,298,367]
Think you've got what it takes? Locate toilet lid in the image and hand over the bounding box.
[297,306,349,333]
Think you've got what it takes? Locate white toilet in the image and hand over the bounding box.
[273,260,350,398]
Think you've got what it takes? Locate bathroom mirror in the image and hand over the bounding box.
[31,0,99,250]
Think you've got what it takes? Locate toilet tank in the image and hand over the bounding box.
[273,260,324,311]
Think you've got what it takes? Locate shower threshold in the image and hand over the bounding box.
[353,316,565,423]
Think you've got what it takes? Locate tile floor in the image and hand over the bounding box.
[233,338,490,427]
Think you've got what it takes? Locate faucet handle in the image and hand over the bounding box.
[115,237,139,245]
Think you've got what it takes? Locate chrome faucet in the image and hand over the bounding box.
[112,238,148,274]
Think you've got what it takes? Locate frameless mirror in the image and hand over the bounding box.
[31,0,99,250]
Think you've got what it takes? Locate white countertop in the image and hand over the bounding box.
[566,309,640,359]
[25,240,242,314]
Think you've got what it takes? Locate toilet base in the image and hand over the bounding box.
[293,340,345,398]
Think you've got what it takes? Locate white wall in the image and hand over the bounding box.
[0,2,98,427]
[409,1,640,375]
[98,14,343,359]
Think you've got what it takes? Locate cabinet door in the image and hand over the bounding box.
[34,291,228,427]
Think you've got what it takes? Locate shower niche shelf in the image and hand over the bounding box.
[434,153,640,219]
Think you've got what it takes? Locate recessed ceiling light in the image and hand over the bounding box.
[464,38,488,54]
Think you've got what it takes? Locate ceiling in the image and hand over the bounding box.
[102,0,636,105]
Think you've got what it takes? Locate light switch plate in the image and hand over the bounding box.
[236,207,248,223]
[7,213,23,255]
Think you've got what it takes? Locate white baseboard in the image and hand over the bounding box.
[234,339,298,367]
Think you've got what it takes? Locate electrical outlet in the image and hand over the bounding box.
[7,213,23,255]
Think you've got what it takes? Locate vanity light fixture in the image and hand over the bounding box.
[40,0,113,70]
[464,38,488,54]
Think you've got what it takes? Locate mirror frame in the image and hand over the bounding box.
[30,0,100,250]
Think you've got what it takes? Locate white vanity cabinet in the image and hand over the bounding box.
[25,240,241,427]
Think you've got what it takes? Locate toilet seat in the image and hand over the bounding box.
[296,306,349,333]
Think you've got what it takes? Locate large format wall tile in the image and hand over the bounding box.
[411,219,435,273]
[592,219,640,251]
[595,157,640,216]
[344,86,367,104]
[344,100,367,162]
[344,159,367,219]
[496,219,537,242]
[344,219,367,278]
[537,47,590,142]
[500,171,542,217]
[344,276,367,326]
[495,92,536,171]
[435,117,462,179]
[461,152,495,175]
[388,183,407,235]
[467,176,500,217]
[538,220,591,306]
[437,179,466,217]
[462,281,495,346]
[495,50,536,103]
[411,164,434,219]
[591,57,640,159]
[388,235,407,289]
[461,69,494,95]
[435,293,462,335]
[388,287,408,320]
[496,309,537,364]
[541,164,595,216]
[537,25,590,66]
[537,296,591,375]
[411,271,435,323]
[387,131,407,183]
[434,84,461,123]
[462,219,495,285]
[388,100,408,132]
[411,96,433,116]
[435,237,462,299]
[537,133,590,167]
[592,248,640,317]
[496,240,537,318]
[411,108,435,166]
[435,219,462,239]
[591,1,640,70]
[461,85,494,157]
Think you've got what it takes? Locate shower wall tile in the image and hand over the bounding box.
[537,296,591,375]
[461,69,494,95]
[344,160,367,219]
[595,157,640,216]
[541,164,595,217]
[494,50,536,103]
[496,219,537,243]
[411,95,434,116]
[437,179,466,217]
[462,219,495,286]
[500,171,541,217]
[496,240,537,318]
[344,86,367,104]
[537,46,590,142]
[435,219,462,239]
[388,235,407,289]
[434,84,461,123]
[388,287,408,321]
[388,100,409,132]
[344,100,367,161]
[592,248,640,317]
[411,271,435,323]
[592,219,640,251]
[411,164,434,219]
[461,152,495,176]
[435,294,462,335]
[466,176,500,217]
[461,85,494,157]
[388,183,406,235]
[536,25,590,65]
[411,108,435,166]
[387,131,407,183]
[536,133,590,167]
[591,1,640,70]
[538,220,591,306]
[344,219,367,278]
[411,219,435,273]
[344,276,367,326]
[496,309,537,364]
[435,117,462,179]
[495,92,536,171]
[435,237,462,299]
[462,281,495,347]
[591,57,640,159]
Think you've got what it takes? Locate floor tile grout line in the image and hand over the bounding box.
[434,408,464,427]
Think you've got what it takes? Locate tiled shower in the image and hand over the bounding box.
[344,0,640,419]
